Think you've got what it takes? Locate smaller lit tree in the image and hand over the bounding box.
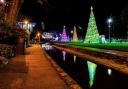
[61,25,68,42]
[73,26,78,42]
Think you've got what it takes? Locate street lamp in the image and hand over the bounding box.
[23,19,29,29]
[0,0,4,3]
[24,19,29,24]
[107,17,113,43]
[37,32,40,43]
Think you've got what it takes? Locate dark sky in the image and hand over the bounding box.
[20,0,128,38]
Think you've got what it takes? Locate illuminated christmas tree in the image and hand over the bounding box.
[84,7,100,43]
[87,61,97,87]
[73,26,78,42]
[61,25,68,42]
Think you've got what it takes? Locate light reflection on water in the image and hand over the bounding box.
[107,68,112,76]
[62,51,66,61]
[62,51,77,63]
[87,61,97,87]
[42,43,53,50]
[43,46,128,89]
[74,56,76,63]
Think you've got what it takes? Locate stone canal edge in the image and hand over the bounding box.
[43,49,82,89]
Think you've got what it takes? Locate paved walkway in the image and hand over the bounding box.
[0,44,69,89]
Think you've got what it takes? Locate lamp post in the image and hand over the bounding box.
[37,32,40,43]
[107,17,113,43]
[0,0,4,3]
[23,19,29,30]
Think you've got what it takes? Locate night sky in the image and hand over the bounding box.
[20,0,128,38]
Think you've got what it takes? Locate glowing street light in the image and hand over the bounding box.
[0,0,4,3]
[24,20,29,24]
[107,17,113,43]
[22,19,29,30]
[37,32,41,43]
[37,32,40,37]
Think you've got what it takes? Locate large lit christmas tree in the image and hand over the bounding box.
[73,26,78,42]
[84,7,100,43]
[61,25,68,42]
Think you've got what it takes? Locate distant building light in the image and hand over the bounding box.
[71,30,73,34]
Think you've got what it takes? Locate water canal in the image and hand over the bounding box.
[42,44,128,89]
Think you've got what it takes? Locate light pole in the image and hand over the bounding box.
[0,0,4,3]
[37,32,40,43]
[107,17,113,43]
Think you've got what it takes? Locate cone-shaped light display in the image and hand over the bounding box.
[84,7,100,43]
[73,26,78,42]
[61,25,68,42]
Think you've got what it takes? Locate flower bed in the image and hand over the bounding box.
[0,56,8,67]
[0,44,15,58]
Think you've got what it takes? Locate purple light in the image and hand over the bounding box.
[62,51,66,61]
[61,25,68,42]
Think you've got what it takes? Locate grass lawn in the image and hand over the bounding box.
[65,42,128,51]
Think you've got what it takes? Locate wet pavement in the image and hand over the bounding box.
[0,44,71,89]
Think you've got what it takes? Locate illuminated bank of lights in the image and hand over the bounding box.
[16,22,36,33]
[42,32,53,39]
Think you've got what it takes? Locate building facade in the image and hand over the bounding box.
[5,0,23,26]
